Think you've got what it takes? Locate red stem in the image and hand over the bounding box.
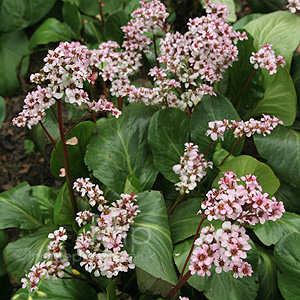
[165,271,192,300]
[179,215,206,279]
[234,69,257,108]
[56,99,78,214]
[153,34,160,68]
[39,121,64,166]
[186,106,191,119]
[219,137,244,167]
[203,140,213,157]
[63,270,103,290]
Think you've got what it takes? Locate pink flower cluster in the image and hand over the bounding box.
[189,221,252,279]
[173,143,213,194]
[21,227,70,292]
[201,171,285,225]
[73,178,139,278]
[250,44,286,75]
[205,114,283,141]
[287,0,300,13]
[13,41,121,128]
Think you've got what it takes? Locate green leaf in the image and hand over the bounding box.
[246,0,286,13]
[148,107,190,183]
[256,245,282,300]
[233,14,262,30]
[105,11,128,45]
[102,0,126,15]
[29,18,71,50]
[291,54,300,118]
[173,238,258,300]
[244,11,300,69]
[26,123,47,158]
[212,145,235,168]
[200,0,237,22]
[82,15,104,44]
[190,94,244,161]
[0,230,8,276]
[244,68,297,126]
[50,121,96,180]
[169,198,203,244]
[216,155,280,195]
[254,126,300,188]
[13,275,98,300]
[224,32,264,114]
[79,0,99,16]
[0,96,5,129]
[0,30,29,96]
[0,182,43,229]
[125,191,178,285]
[274,180,300,214]
[54,183,74,225]
[31,186,57,224]
[0,0,56,33]
[124,174,142,194]
[63,2,82,37]
[135,267,174,298]
[274,233,300,300]
[85,104,158,194]
[3,225,56,282]
[253,212,300,246]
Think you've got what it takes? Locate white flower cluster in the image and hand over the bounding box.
[287,0,300,13]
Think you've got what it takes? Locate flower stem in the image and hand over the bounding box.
[179,215,206,279]
[153,34,160,68]
[168,194,184,215]
[219,137,244,167]
[234,69,257,108]
[203,140,213,157]
[165,271,192,300]
[56,99,78,214]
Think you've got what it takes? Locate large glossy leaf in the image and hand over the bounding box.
[3,225,56,282]
[275,181,300,214]
[62,2,82,37]
[274,233,300,300]
[173,238,258,300]
[244,68,297,126]
[215,155,280,195]
[50,121,96,180]
[233,14,263,30]
[0,30,29,96]
[85,104,157,194]
[0,230,8,276]
[224,32,264,114]
[13,275,98,300]
[0,182,43,229]
[256,245,282,300]
[0,0,56,33]
[29,18,71,50]
[244,11,300,69]
[246,0,286,13]
[105,11,128,44]
[254,126,300,188]
[148,108,190,183]
[253,212,300,246]
[125,191,178,285]
[169,198,203,244]
[0,96,5,129]
[54,183,74,225]
[191,94,244,161]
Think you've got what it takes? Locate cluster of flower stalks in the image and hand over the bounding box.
[21,179,139,293]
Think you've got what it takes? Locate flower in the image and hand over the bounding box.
[287,0,300,13]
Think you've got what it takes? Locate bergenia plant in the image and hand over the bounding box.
[1,0,300,299]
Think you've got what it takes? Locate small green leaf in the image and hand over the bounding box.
[148,107,190,183]
[244,68,297,126]
[50,121,96,180]
[244,11,300,69]
[212,144,235,168]
[85,103,157,194]
[253,212,300,246]
[0,96,6,129]
[233,14,262,30]
[246,0,286,13]
[125,191,178,285]
[274,233,300,300]
[291,54,300,118]
[124,174,142,194]
[0,30,29,96]
[54,183,74,225]
[0,0,56,33]
[0,182,43,229]
[191,94,244,161]
[13,275,98,300]
[254,126,300,188]
[3,225,56,282]
[79,0,99,16]
[29,18,71,50]
[216,155,280,195]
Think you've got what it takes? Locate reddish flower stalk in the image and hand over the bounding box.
[165,271,192,300]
